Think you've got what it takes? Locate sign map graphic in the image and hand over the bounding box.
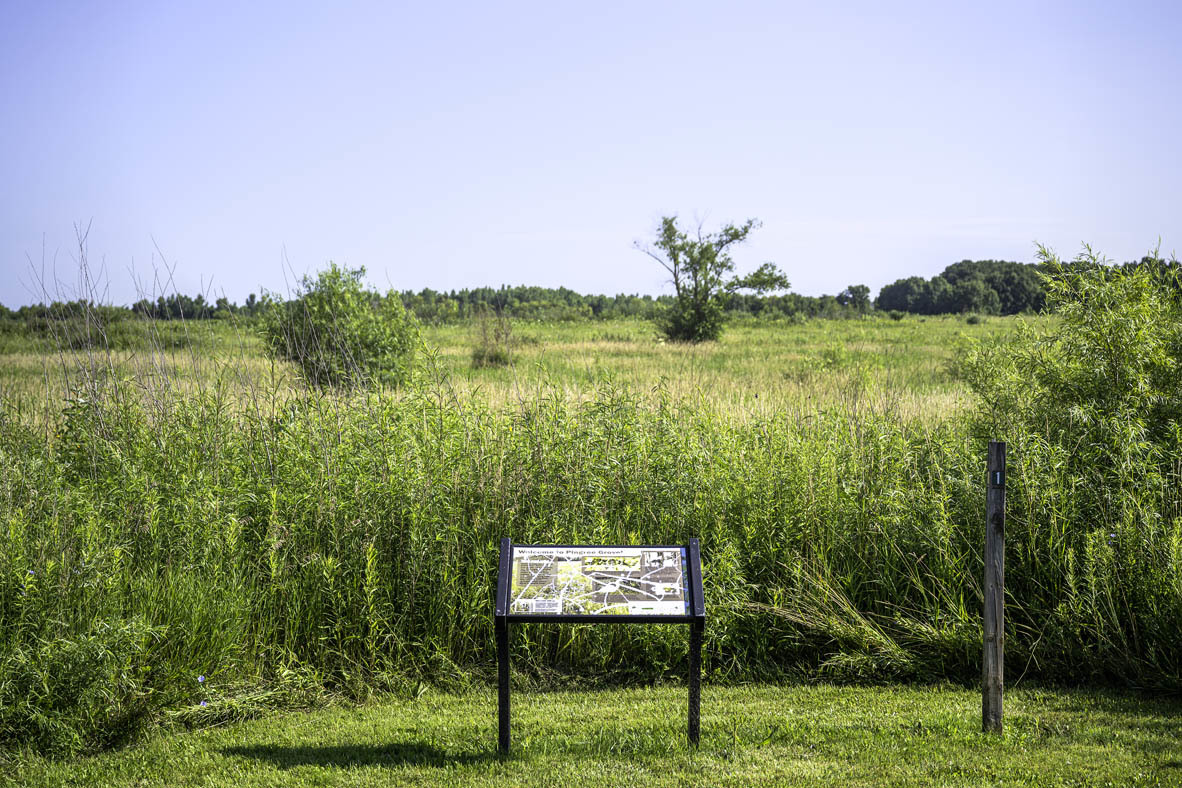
[509,546,689,616]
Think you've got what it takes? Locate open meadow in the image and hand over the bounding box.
[0,313,1007,423]
[418,315,1002,421]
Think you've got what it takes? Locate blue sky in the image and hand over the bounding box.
[2,0,1179,307]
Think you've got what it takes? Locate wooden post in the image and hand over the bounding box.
[982,441,1006,733]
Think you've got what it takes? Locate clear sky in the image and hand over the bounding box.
[2,0,1179,307]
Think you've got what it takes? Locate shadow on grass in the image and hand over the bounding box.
[221,743,498,769]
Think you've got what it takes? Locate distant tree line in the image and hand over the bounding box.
[875,256,1180,316]
[382,284,877,324]
[399,286,873,323]
[3,257,1176,325]
[0,285,878,330]
[397,286,657,323]
[129,292,266,320]
[875,260,1047,315]
[0,299,128,324]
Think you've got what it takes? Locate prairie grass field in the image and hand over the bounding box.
[417,315,997,420]
[1,301,1181,767]
[1,314,1000,422]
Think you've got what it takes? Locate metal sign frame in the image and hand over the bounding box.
[494,537,705,753]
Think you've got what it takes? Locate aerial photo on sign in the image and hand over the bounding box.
[510,546,689,616]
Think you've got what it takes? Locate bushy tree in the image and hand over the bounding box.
[262,263,418,388]
[636,216,789,342]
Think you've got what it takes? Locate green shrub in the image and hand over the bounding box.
[261,264,418,388]
[957,246,1182,682]
[470,308,514,368]
[960,246,1182,492]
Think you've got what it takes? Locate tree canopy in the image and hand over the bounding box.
[875,260,1044,315]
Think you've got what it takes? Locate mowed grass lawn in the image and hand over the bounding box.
[8,685,1181,787]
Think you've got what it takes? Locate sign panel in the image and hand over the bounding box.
[509,545,689,616]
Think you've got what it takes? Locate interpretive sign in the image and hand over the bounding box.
[494,538,705,753]
[509,545,690,617]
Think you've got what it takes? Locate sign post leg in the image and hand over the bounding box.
[497,618,510,753]
[688,619,702,746]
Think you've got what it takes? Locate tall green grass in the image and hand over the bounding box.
[2,373,1179,756]
[1,258,1180,758]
